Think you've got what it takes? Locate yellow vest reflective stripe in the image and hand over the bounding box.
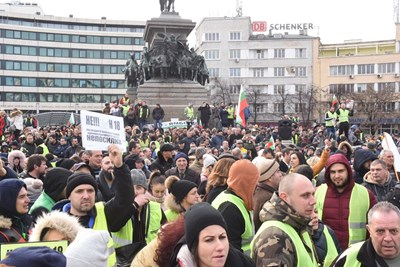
[325,112,337,127]
[211,191,253,253]
[336,241,364,267]
[139,139,149,149]
[38,143,49,156]
[111,201,162,247]
[338,109,350,123]
[93,202,117,267]
[165,209,180,222]
[251,220,318,267]
[322,225,339,267]
[315,184,369,246]
[227,107,234,119]
[185,107,194,119]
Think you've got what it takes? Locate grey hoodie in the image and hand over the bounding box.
[362,171,396,201]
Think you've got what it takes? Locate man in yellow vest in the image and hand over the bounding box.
[333,201,400,266]
[325,106,337,140]
[184,103,194,129]
[61,145,134,267]
[251,173,319,266]
[226,103,235,127]
[315,153,377,252]
[336,102,353,140]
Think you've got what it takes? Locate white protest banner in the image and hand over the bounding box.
[382,132,400,181]
[161,120,188,129]
[81,110,126,152]
[0,240,68,259]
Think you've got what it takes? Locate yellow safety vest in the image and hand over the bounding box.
[337,109,350,123]
[211,191,253,253]
[120,105,130,117]
[139,139,149,149]
[322,225,339,267]
[184,107,194,120]
[325,112,337,127]
[227,107,234,119]
[165,209,180,222]
[335,241,364,267]
[251,220,318,267]
[111,201,162,248]
[315,184,370,246]
[93,202,117,267]
[38,143,49,156]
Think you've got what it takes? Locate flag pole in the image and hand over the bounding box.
[384,132,399,182]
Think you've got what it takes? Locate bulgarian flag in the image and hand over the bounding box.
[235,85,250,127]
[331,94,339,109]
[265,136,275,150]
[67,112,75,126]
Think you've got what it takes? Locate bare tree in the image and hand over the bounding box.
[345,86,400,135]
[294,85,328,127]
[209,77,233,106]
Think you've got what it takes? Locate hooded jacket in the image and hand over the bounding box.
[337,141,353,162]
[0,179,32,243]
[317,153,377,251]
[353,148,378,184]
[149,150,174,175]
[29,210,82,242]
[212,159,259,251]
[252,192,314,266]
[362,170,396,201]
[7,150,26,174]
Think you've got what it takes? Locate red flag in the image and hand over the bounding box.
[331,94,338,108]
[235,85,249,127]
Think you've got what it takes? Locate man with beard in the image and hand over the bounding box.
[97,156,116,202]
[315,153,377,251]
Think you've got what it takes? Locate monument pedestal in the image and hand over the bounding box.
[137,80,208,121]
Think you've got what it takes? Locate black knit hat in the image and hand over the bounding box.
[160,143,175,152]
[65,173,98,198]
[184,202,227,250]
[44,167,73,201]
[170,180,197,203]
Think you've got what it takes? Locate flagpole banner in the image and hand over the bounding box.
[236,85,250,127]
[382,132,400,174]
[81,110,126,152]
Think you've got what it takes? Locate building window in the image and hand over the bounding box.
[295,84,306,94]
[253,68,264,77]
[230,32,241,41]
[274,49,285,58]
[357,83,374,93]
[205,32,220,41]
[251,49,266,59]
[274,67,285,77]
[274,103,283,113]
[229,68,241,77]
[295,67,307,77]
[204,50,220,60]
[230,85,240,94]
[329,84,354,94]
[295,103,306,112]
[378,63,395,74]
[295,48,306,58]
[274,85,285,95]
[229,49,241,59]
[330,65,355,76]
[208,68,219,77]
[378,82,395,92]
[358,64,374,74]
[256,104,267,113]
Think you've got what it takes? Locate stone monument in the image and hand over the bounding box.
[125,1,209,121]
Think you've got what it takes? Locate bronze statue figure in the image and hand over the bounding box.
[122,53,140,88]
[159,0,175,12]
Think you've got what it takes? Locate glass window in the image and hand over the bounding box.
[274,67,285,77]
[274,49,285,58]
[14,46,21,54]
[5,46,13,54]
[229,68,241,77]
[358,64,374,74]
[79,36,86,43]
[14,31,21,39]
[5,30,13,38]
[39,48,47,56]
[295,48,306,58]
[229,49,240,59]
[229,32,241,40]
[39,33,47,40]
[47,34,54,41]
[5,62,13,70]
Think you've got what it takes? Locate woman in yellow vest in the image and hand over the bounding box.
[112,169,166,266]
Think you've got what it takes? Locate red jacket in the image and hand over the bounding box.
[318,153,377,251]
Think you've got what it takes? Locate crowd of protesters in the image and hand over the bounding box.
[1,97,400,266]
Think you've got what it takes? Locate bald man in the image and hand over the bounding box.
[251,173,319,266]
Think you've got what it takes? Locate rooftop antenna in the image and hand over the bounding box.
[236,0,242,17]
[394,0,399,23]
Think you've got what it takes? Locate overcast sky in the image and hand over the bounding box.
[33,0,396,45]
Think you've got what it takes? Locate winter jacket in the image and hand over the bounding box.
[253,183,275,233]
[149,151,174,175]
[7,150,26,175]
[0,179,32,243]
[337,141,353,162]
[312,221,341,266]
[316,153,377,251]
[0,166,18,181]
[8,110,23,131]
[152,107,165,120]
[21,141,36,157]
[333,239,389,267]
[53,144,70,158]
[252,192,315,266]
[353,148,378,184]
[96,170,117,202]
[165,167,201,186]
[362,171,396,201]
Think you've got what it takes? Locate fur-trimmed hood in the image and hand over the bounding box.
[165,194,184,214]
[0,215,12,229]
[29,211,82,242]
[7,150,26,169]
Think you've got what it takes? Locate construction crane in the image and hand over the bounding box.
[236,0,242,17]
[394,0,399,23]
